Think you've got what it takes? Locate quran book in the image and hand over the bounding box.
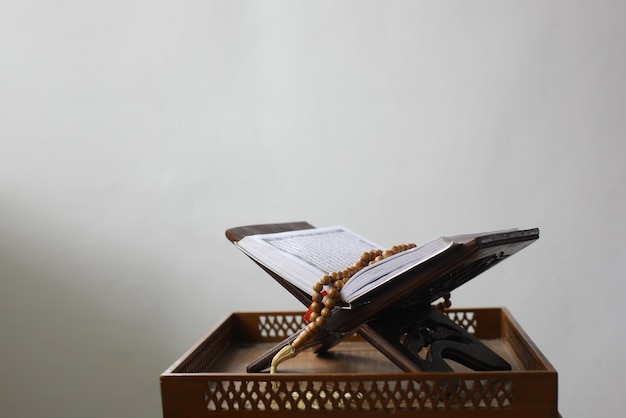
[230,223,539,309]
[227,222,539,373]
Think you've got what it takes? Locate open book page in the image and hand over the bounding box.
[341,238,454,304]
[234,226,382,295]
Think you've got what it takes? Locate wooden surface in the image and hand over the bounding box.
[161,308,559,418]
[210,338,524,375]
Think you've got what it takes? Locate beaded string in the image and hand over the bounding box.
[270,243,417,374]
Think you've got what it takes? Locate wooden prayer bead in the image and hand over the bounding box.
[315,316,326,328]
[312,282,323,293]
[310,302,322,314]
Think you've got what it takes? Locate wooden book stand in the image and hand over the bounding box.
[226,222,539,374]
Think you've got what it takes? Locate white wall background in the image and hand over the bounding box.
[1,1,624,417]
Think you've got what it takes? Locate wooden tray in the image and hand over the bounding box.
[161,308,559,417]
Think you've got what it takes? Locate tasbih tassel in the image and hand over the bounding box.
[270,243,416,378]
[270,344,296,374]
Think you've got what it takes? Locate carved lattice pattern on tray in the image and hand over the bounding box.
[503,317,543,370]
[174,320,232,373]
[203,377,513,412]
[258,314,306,338]
[446,310,478,334]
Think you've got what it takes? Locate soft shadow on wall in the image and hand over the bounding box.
[0,199,189,418]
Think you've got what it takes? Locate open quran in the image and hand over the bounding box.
[226,222,539,373]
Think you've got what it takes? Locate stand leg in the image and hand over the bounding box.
[362,305,511,372]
